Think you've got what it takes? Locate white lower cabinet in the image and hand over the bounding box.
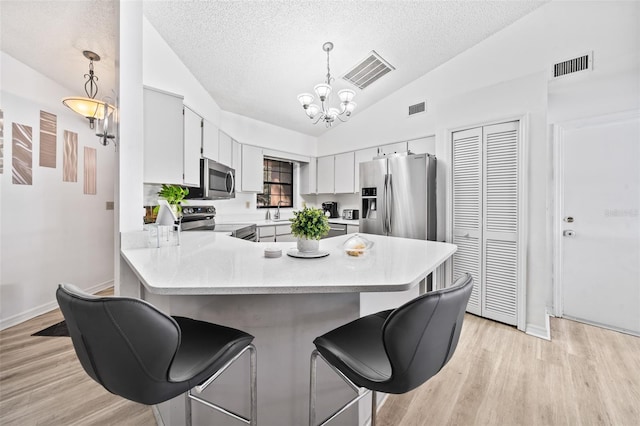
[258,226,275,242]
[258,224,295,242]
[347,224,359,234]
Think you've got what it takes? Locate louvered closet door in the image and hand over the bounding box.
[452,127,483,316]
[482,122,519,326]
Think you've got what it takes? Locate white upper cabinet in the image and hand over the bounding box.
[334,152,355,193]
[300,158,317,195]
[232,140,242,192]
[143,87,184,185]
[241,145,263,192]
[408,136,436,155]
[354,147,378,192]
[218,130,233,167]
[202,119,219,162]
[183,107,202,187]
[316,156,335,194]
[377,141,408,156]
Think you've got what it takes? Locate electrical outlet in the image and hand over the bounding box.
[245,201,251,209]
[106,201,115,210]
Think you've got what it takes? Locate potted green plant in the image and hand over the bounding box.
[289,204,330,253]
[154,184,189,216]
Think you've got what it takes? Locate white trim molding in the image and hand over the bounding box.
[0,280,114,331]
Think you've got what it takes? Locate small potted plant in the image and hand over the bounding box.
[155,184,189,216]
[290,204,330,253]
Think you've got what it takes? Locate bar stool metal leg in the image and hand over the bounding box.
[185,392,192,426]
[187,344,257,425]
[371,390,377,426]
[249,344,257,426]
[309,349,372,426]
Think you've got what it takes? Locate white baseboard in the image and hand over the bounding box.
[525,310,551,341]
[0,280,113,331]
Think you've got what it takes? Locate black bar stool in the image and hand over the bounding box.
[309,273,473,426]
[56,283,257,426]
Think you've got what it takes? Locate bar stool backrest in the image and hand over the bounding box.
[56,283,182,404]
[382,273,473,393]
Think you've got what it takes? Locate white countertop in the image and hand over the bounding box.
[121,232,456,295]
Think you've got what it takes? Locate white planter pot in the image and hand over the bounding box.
[297,237,319,253]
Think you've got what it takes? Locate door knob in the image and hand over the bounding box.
[564,216,574,223]
[563,230,575,237]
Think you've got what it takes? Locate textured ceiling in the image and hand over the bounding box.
[1,1,547,137]
[0,0,118,103]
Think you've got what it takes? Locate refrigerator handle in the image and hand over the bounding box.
[387,173,393,235]
[383,174,388,234]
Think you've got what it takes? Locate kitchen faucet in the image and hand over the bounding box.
[274,200,282,220]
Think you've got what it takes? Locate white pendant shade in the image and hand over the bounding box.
[62,97,115,120]
[297,93,314,107]
[345,102,357,115]
[338,89,355,103]
[314,83,332,101]
[306,104,321,119]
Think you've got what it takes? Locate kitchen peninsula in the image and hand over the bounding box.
[120,232,456,426]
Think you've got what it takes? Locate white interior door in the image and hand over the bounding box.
[560,113,640,335]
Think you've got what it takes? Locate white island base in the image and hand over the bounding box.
[120,232,456,426]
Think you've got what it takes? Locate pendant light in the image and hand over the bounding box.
[62,51,115,129]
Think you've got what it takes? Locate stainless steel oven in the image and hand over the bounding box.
[181,205,257,241]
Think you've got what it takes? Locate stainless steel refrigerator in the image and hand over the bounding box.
[360,153,436,241]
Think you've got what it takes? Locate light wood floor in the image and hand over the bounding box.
[1,294,639,426]
[0,288,155,425]
[377,314,640,426]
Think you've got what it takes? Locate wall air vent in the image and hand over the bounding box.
[342,50,395,90]
[408,101,426,117]
[552,52,593,78]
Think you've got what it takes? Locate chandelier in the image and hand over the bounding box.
[297,42,357,127]
[62,51,115,129]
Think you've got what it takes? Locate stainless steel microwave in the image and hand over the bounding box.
[186,158,235,199]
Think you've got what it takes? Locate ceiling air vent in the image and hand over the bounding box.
[342,50,395,90]
[408,101,426,117]
[552,52,593,78]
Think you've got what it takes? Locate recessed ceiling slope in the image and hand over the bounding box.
[0,1,547,138]
[143,0,547,137]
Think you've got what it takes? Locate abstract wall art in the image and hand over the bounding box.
[39,111,57,168]
[63,130,78,182]
[12,122,33,185]
[83,146,97,195]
